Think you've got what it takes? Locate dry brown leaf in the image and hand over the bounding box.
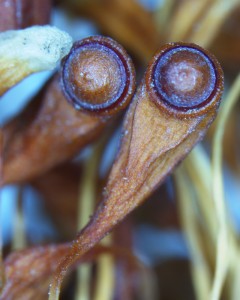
[1,243,151,300]
[0,244,70,300]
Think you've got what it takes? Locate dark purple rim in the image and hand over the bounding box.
[61,37,132,113]
[146,43,223,117]
[152,45,218,112]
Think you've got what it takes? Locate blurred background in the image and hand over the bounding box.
[1,0,240,299]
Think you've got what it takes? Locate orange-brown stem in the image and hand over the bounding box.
[2,75,105,184]
[0,0,51,31]
[49,42,224,300]
[3,36,136,184]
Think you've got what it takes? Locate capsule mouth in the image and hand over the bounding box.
[61,36,135,114]
[146,43,223,117]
